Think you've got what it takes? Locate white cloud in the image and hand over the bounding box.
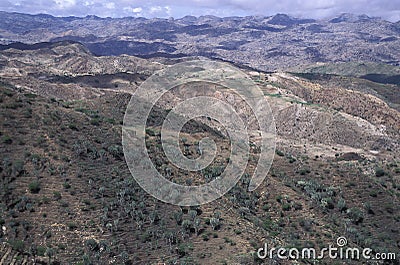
[165,5,172,16]
[104,2,115,9]
[54,0,76,9]
[132,7,142,13]
[149,6,162,14]
[84,1,93,7]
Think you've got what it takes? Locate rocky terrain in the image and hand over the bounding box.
[0,41,399,264]
[0,12,399,71]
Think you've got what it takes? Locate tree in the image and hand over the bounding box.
[181,220,192,231]
[149,210,158,224]
[188,210,197,221]
[193,218,201,235]
[45,247,54,264]
[210,217,220,230]
[174,210,183,225]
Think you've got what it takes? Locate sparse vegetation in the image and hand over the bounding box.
[0,37,399,264]
[28,181,41,194]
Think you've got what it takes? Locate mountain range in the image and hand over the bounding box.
[0,11,399,71]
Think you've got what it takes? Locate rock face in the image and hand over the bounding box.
[1,11,399,71]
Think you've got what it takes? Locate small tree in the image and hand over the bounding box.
[45,247,54,264]
[174,210,183,225]
[149,210,158,224]
[193,218,201,235]
[210,217,220,230]
[188,210,197,221]
[337,198,347,212]
[181,220,192,231]
[28,181,41,194]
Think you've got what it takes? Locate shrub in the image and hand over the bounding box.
[2,135,12,144]
[107,145,123,159]
[9,240,25,252]
[37,245,46,256]
[347,207,364,224]
[181,220,192,231]
[28,181,41,194]
[369,191,378,197]
[298,168,311,175]
[90,118,101,126]
[145,128,156,136]
[375,168,386,177]
[177,243,192,257]
[293,202,303,210]
[68,123,79,131]
[12,160,24,177]
[337,198,347,212]
[210,217,220,230]
[282,203,291,211]
[53,191,62,200]
[263,217,278,231]
[67,222,78,230]
[86,239,99,251]
[202,234,209,241]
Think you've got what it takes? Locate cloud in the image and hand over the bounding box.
[0,0,399,21]
[132,7,142,13]
[104,2,115,9]
[54,0,77,9]
[149,6,162,14]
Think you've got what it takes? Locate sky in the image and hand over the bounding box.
[0,0,399,22]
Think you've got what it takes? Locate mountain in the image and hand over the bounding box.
[0,11,399,71]
[329,13,378,23]
[268,13,316,26]
[0,41,399,264]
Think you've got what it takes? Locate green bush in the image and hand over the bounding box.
[28,181,41,194]
[53,191,62,200]
[68,123,79,131]
[347,207,364,224]
[2,135,12,144]
[298,168,311,175]
[375,168,386,177]
[67,222,78,230]
[177,243,192,257]
[337,198,347,212]
[12,160,24,177]
[85,238,99,251]
[282,203,291,211]
[90,118,101,126]
[9,240,25,252]
[37,245,46,256]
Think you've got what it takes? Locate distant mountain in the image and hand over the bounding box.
[0,11,399,71]
[0,40,79,51]
[268,13,315,26]
[329,13,377,23]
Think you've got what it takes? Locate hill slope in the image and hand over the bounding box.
[0,43,399,264]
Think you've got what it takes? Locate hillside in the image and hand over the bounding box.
[0,42,399,264]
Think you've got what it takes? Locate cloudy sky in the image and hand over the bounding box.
[0,0,399,22]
